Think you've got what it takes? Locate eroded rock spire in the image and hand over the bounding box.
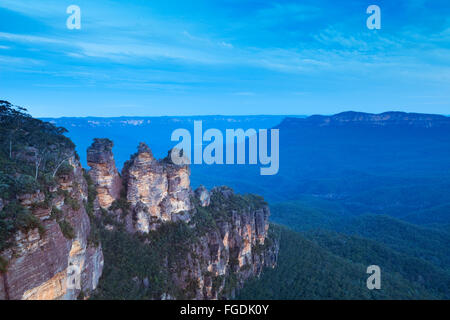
[122,142,192,232]
[87,138,122,209]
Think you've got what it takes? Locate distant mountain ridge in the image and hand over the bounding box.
[279,111,450,128]
[41,115,290,128]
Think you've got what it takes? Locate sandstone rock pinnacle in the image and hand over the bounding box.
[122,142,192,232]
[87,138,122,209]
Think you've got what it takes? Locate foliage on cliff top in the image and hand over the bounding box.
[189,188,267,236]
[0,201,46,252]
[90,220,189,299]
[0,101,76,199]
[92,187,272,299]
[0,101,79,252]
[207,187,267,219]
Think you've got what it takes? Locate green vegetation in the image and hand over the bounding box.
[0,101,79,251]
[0,256,9,273]
[401,202,450,227]
[1,201,45,251]
[270,195,347,232]
[90,221,186,299]
[263,198,450,299]
[83,171,100,247]
[64,194,81,211]
[304,230,450,298]
[335,215,450,270]
[58,219,76,240]
[0,101,75,186]
[209,188,267,214]
[92,189,268,299]
[271,196,450,270]
[83,171,96,217]
[109,191,130,212]
[50,206,63,221]
[237,225,440,299]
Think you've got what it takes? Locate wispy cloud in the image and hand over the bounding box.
[0,55,43,65]
[256,3,322,24]
[0,32,63,45]
[0,0,60,17]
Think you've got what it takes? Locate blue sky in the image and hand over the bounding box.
[0,0,449,117]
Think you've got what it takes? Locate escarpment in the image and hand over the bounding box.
[0,157,103,300]
[1,102,278,300]
[168,187,279,299]
[0,104,104,300]
[89,140,279,300]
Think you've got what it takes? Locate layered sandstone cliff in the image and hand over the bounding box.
[1,103,277,301]
[88,140,279,300]
[1,134,277,300]
[0,157,103,300]
[121,143,192,232]
[87,138,122,209]
[169,186,278,299]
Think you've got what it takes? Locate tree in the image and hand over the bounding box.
[0,100,30,159]
[52,148,74,178]
[23,116,74,180]
[33,147,50,181]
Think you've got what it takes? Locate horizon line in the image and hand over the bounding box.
[38,110,450,119]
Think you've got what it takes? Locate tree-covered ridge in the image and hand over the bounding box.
[256,197,450,300]
[237,225,443,300]
[0,101,77,254]
[304,230,450,299]
[91,187,276,300]
[270,196,450,269]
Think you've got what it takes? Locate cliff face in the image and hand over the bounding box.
[1,133,277,300]
[121,143,192,232]
[1,104,277,300]
[170,187,278,299]
[0,157,103,300]
[89,141,279,300]
[87,138,122,209]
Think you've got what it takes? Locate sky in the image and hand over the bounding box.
[0,0,449,117]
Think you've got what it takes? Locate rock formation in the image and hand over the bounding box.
[121,143,192,232]
[170,187,278,299]
[88,141,279,299]
[87,138,122,209]
[0,156,103,300]
[1,133,278,300]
